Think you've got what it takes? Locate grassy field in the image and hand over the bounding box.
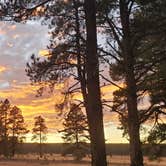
[4,143,165,156]
[0,155,165,166]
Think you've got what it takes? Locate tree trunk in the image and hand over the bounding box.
[125,59,144,166]
[4,110,8,158]
[119,1,144,166]
[39,130,42,158]
[84,0,107,166]
[12,127,15,157]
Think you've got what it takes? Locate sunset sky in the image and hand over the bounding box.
[0,21,128,143]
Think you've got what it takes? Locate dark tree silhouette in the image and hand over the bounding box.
[7,0,108,165]
[8,106,29,157]
[59,103,89,160]
[97,1,166,165]
[84,0,107,165]
[32,115,48,158]
[146,123,166,160]
[0,99,10,157]
[0,99,28,157]
[3,1,166,166]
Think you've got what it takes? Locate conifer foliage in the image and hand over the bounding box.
[8,105,29,156]
[32,115,48,158]
[0,99,28,157]
[60,103,89,160]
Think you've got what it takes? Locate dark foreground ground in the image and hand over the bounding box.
[0,155,165,166]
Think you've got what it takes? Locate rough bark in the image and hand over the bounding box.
[84,0,107,166]
[120,0,144,166]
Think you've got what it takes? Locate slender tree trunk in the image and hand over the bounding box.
[4,110,8,158]
[39,129,42,158]
[84,0,107,166]
[119,1,144,166]
[12,126,15,157]
[75,118,79,148]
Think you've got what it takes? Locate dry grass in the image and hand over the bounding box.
[0,154,165,166]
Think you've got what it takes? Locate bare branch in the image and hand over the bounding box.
[19,0,51,10]
[100,74,124,90]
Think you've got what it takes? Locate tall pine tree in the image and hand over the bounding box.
[8,106,29,157]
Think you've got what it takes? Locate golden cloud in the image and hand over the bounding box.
[39,49,50,57]
[71,84,120,102]
[0,66,7,73]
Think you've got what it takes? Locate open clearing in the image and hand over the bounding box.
[0,155,165,166]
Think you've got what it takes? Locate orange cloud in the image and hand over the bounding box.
[0,66,7,73]
[39,49,50,57]
[71,84,121,102]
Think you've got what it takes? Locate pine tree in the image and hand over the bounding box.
[32,115,48,158]
[18,1,108,164]
[59,103,89,160]
[0,99,11,158]
[0,99,28,157]
[147,123,166,160]
[8,106,29,157]
[97,1,166,165]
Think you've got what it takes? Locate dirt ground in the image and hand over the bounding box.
[0,155,165,166]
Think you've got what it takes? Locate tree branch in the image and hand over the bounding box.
[100,74,124,90]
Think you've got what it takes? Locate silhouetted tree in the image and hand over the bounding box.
[8,106,29,157]
[0,99,11,158]
[97,1,166,165]
[13,0,108,165]
[84,1,107,165]
[146,123,166,160]
[59,103,89,160]
[32,115,48,158]
[0,99,28,157]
